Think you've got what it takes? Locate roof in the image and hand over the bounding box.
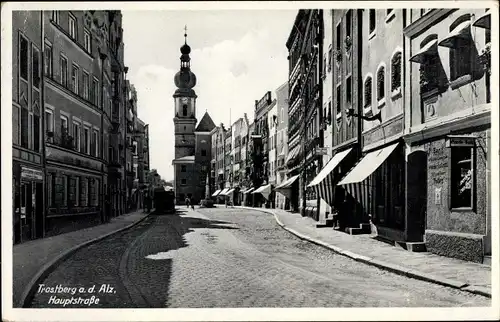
[195,112,216,132]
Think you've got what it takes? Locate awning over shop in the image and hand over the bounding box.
[219,188,229,196]
[473,10,491,29]
[307,148,353,206]
[243,187,255,194]
[275,174,300,199]
[131,188,137,196]
[409,39,438,64]
[285,145,302,165]
[338,143,400,209]
[226,188,235,195]
[438,21,471,48]
[252,184,272,200]
[211,189,221,197]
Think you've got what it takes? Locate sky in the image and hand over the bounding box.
[122,10,296,181]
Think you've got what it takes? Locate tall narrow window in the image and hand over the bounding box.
[450,146,474,209]
[73,121,81,152]
[75,177,80,207]
[83,72,90,99]
[346,10,352,38]
[336,85,341,116]
[62,175,68,206]
[391,52,402,92]
[447,15,473,83]
[19,35,29,81]
[336,23,341,51]
[51,11,60,24]
[44,41,53,77]
[92,78,99,105]
[93,129,99,157]
[182,104,188,116]
[60,56,68,86]
[84,29,91,52]
[83,127,90,154]
[377,66,385,101]
[71,64,79,94]
[69,13,77,39]
[28,113,33,149]
[364,76,373,108]
[21,108,28,148]
[346,76,352,105]
[33,114,40,152]
[32,45,40,89]
[369,9,376,35]
[45,109,54,143]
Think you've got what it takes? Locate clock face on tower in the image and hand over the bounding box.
[181,97,189,104]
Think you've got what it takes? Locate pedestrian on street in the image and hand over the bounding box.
[185,197,191,208]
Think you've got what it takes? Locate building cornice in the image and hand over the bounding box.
[403,9,456,38]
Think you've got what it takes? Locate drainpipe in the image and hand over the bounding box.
[40,10,46,238]
[98,48,107,223]
[316,9,324,221]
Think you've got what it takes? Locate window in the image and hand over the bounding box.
[80,178,88,207]
[202,149,207,156]
[181,179,187,185]
[71,64,79,94]
[52,11,60,24]
[13,106,20,145]
[33,114,40,152]
[377,66,385,101]
[448,15,473,83]
[75,177,80,206]
[336,23,341,51]
[32,45,40,89]
[346,76,352,105]
[60,115,68,134]
[60,55,68,86]
[391,52,402,92]
[93,130,99,157]
[450,145,474,209]
[44,41,53,77]
[45,109,54,137]
[181,165,187,172]
[91,78,99,105]
[84,29,91,52]
[336,85,341,117]
[83,127,90,154]
[73,121,81,152]
[346,10,352,38]
[369,9,376,36]
[323,54,327,76]
[201,165,208,172]
[69,13,77,39]
[19,34,29,81]
[364,76,372,108]
[83,72,90,99]
[182,104,188,116]
[62,175,68,206]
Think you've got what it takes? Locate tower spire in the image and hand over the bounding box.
[184,25,188,44]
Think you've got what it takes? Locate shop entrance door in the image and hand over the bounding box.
[20,182,34,242]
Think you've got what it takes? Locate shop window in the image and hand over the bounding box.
[391,51,402,92]
[450,145,474,209]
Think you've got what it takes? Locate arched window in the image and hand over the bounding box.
[391,51,402,92]
[364,76,372,108]
[441,14,473,82]
[377,66,385,101]
[182,104,188,116]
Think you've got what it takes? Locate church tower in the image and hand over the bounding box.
[173,28,197,159]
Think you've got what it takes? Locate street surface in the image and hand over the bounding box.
[30,207,490,308]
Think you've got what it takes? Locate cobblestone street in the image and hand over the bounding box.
[30,208,491,308]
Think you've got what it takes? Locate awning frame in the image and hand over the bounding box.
[473,10,491,29]
[438,20,472,49]
[410,39,438,64]
[211,189,222,197]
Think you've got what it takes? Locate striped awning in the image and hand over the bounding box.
[276,174,300,190]
[211,189,221,197]
[410,39,438,64]
[243,187,255,194]
[285,145,302,165]
[338,143,400,211]
[276,175,299,199]
[438,21,471,48]
[219,188,230,196]
[307,148,353,206]
[252,184,272,200]
[473,10,491,29]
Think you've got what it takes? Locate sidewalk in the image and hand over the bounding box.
[238,206,491,298]
[12,210,150,308]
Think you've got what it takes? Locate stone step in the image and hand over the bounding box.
[394,241,427,252]
[316,218,334,228]
[347,227,365,235]
[483,255,491,266]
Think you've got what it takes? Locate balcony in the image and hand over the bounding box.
[50,132,75,151]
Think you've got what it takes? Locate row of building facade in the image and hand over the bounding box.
[202,8,492,264]
[12,10,152,244]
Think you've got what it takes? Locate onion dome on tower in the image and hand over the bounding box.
[174,26,197,97]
